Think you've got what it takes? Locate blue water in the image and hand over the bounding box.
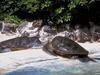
[5,59,100,75]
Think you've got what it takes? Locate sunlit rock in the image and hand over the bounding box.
[17,20,43,37]
[39,25,57,44]
[0,21,16,35]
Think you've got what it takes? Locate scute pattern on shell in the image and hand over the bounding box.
[43,36,89,58]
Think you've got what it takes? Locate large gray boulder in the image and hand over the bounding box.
[17,20,43,37]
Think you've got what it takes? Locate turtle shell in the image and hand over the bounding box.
[0,37,42,52]
[43,36,89,58]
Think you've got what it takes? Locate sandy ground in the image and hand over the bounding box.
[0,33,100,75]
[0,33,18,42]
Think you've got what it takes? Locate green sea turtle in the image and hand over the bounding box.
[43,36,89,58]
[0,36,42,52]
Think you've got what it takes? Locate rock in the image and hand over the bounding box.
[43,36,89,58]
[21,31,30,37]
[74,24,85,42]
[17,20,43,37]
[0,21,17,35]
[57,24,76,41]
[0,21,3,31]
[39,25,57,44]
[0,37,42,52]
[16,21,32,37]
[89,22,100,42]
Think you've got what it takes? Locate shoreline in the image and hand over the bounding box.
[0,33,100,74]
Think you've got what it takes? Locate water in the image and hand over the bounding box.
[4,59,100,75]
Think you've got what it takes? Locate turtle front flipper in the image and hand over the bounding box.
[42,42,57,56]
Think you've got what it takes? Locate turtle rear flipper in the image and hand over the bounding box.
[78,56,96,62]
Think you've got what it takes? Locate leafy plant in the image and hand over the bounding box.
[0,0,95,25]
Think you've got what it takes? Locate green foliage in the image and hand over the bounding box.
[41,0,52,9]
[4,15,24,25]
[55,7,65,15]
[0,0,95,25]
